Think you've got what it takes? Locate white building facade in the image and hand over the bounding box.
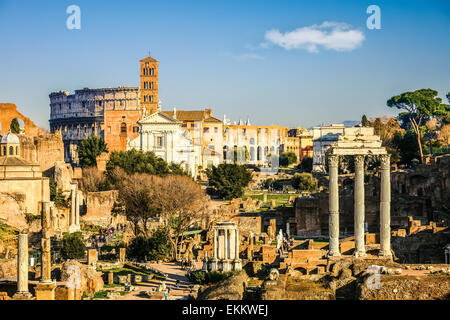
[127,111,202,178]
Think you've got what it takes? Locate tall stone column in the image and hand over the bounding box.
[379,154,392,257]
[211,228,218,271]
[69,183,80,233]
[328,155,341,257]
[13,232,33,300]
[234,228,242,271]
[35,202,56,300]
[213,228,217,259]
[229,228,235,260]
[70,183,76,227]
[75,190,80,227]
[235,229,239,260]
[41,202,52,283]
[354,155,366,257]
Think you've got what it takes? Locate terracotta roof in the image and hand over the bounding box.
[204,117,222,123]
[140,56,159,62]
[0,157,37,166]
[163,110,208,122]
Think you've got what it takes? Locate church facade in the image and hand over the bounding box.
[127,111,202,178]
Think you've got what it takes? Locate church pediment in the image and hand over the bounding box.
[138,112,181,125]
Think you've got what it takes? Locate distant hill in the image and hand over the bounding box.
[307,120,361,130]
[341,120,361,127]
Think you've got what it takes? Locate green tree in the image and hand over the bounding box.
[387,89,448,163]
[206,164,252,200]
[361,115,370,127]
[391,130,420,164]
[61,232,86,260]
[279,152,297,167]
[298,157,313,173]
[78,135,108,168]
[10,119,21,134]
[291,173,317,192]
[106,149,186,176]
[147,227,173,261]
[49,177,69,208]
[126,236,149,261]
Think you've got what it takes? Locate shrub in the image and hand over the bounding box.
[279,152,298,167]
[189,271,235,284]
[291,173,318,192]
[298,157,313,173]
[61,232,86,260]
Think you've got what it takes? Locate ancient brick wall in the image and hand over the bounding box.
[0,103,45,136]
[82,190,121,227]
[19,134,65,174]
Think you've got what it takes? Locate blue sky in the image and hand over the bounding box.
[0,0,449,130]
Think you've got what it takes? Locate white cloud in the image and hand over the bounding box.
[263,21,365,53]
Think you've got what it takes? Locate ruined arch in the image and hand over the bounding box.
[0,103,44,136]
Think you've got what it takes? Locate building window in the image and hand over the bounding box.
[150,82,154,89]
[204,128,209,134]
[2,146,6,155]
[9,146,13,156]
[149,95,154,103]
[144,82,148,89]
[214,127,218,133]
[133,126,140,133]
[157,136,164,148]
[144,96,148,102]
[120,123,127,135]
[150,68,154,76]
[15,146,18,155]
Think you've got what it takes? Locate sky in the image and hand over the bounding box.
[0,0,449,130]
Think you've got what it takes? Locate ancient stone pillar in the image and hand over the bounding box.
[229,228,235,260]
[354,155,366,257]
[40,202,52,283]
[13,232,33,300]
[379,154,392,257]
[35,202,57,300]
[210,228,218,271]
[75,190,80,227]
[328,155,341,257]
[70,183,76,226]
[213,228,217,259]
[235,229,239,260]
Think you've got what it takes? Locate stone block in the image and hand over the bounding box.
[34,282,56,300]
[87,249,98,265]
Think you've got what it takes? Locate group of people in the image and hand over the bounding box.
[90,224,126,251]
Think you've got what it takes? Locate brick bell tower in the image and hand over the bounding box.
[139,56,159,115]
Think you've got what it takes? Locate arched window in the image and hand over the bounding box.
[2,146,6,156]
[9,146,14,156]
[15,146,18,155]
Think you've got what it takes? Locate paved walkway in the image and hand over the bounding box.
[117,263,192,300]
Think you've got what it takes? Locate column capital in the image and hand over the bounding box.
[328,155,339,167]
[379,154,391,167]
[354,154,365,167]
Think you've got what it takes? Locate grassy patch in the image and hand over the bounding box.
[0,222,19,241]
[98,263,163,280]
[104,283,124,288]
